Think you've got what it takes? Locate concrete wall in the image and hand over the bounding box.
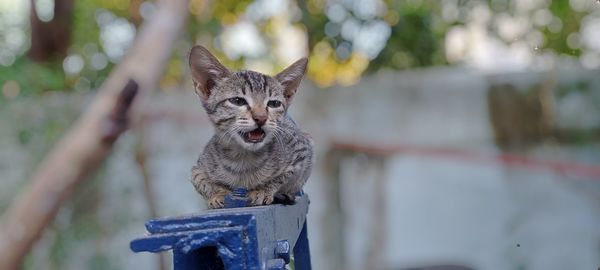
[1,67,599,269]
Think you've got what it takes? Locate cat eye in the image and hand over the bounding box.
[228,97,247,106]
[267,100,282,108]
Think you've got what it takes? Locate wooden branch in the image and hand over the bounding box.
[134,130,168,270]
[103,79,139,142]
[0,0,189,268]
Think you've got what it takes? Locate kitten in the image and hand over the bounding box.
[188,45,313,209]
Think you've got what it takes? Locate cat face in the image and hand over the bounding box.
[202,71,289,151]
[189,45,307,151]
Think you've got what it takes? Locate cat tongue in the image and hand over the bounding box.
[247,129,265,141]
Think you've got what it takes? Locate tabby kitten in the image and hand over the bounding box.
[189,45,313,209]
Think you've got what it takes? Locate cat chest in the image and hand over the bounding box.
[219,161,283,188]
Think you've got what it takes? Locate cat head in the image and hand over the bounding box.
[189,45,307,151]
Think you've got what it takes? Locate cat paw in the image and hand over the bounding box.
[248,190,274,206]
[273,193,296,205]
[207,193,226,209]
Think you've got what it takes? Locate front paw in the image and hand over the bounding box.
[248,190,274,206]
[273,193,296,205]
[207,193,226,209]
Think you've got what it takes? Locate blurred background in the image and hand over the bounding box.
[1,0,600,269]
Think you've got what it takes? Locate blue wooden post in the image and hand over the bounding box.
[130,190,311,270]
[293,220,311,270]
[224,187,251,208]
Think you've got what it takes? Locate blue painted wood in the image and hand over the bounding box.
[130,191,311,270]
[224,187,251,208]
[293,220,312,270]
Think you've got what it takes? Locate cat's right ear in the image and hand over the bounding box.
[189,45,231,100]
[275,58,308,105]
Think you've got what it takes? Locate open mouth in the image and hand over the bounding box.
[242,128,266,143]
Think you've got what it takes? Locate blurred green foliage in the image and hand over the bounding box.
[368,2,445,71]
[0,0,597,99]
[0,59,65,96]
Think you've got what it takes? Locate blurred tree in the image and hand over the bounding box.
[368,2,446,71]
[129,0,144,26]
[1,0,599,97]
[28,0,74,62]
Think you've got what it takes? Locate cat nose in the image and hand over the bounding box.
[253,114,267,127]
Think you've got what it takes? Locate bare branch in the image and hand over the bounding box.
[0,0,189,268]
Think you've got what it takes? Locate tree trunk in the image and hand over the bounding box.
[28,0,74,62]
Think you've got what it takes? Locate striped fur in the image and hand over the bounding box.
[189,46,313,208]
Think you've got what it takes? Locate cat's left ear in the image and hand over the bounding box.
[189,45,231,100]
[275,58,308,105]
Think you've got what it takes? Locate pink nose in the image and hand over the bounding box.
[253,114,267,126]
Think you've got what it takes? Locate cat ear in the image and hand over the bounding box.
[275,58,308,104]
[189,45,231,100]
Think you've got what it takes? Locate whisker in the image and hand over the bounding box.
[275,126,294,140]
[272,130,283,150]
